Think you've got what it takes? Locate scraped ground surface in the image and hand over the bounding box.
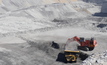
[0,0,107,65]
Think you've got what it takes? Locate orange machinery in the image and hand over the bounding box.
[67,36,97,51]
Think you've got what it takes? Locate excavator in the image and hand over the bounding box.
[63,36,97,62]
[69,36,97,51]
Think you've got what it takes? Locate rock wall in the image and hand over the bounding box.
[101,2,107,13]
[82,0,107,13]
[0,0,78,14]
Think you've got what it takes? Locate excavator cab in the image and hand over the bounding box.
[78,37,97,51]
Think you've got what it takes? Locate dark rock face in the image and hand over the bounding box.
[97,24,107,28]
[51,41,60,49]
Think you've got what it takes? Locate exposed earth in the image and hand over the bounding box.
[0,0,107,65]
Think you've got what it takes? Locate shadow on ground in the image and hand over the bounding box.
[97,24,107,28]
[93,12,107,17]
